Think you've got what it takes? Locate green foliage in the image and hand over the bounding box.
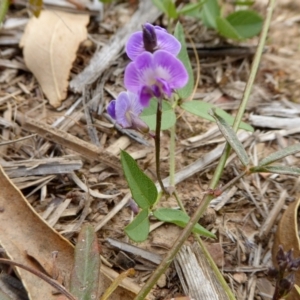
[121,150,157,209]
[217,10,263,40]
[251,165,300,176]
[70,224,100,300]
[152,0,263,40]
[125,209,150,242]
[140,99,176,130]
[0,0,9,24]
[152,0,178,19]
[153,208,215,238]
[250,143,300,176]
[152,0,205,20]
[180,100,254,132]
[257,143,300,167]
[174,22,194,100]
[177,2,204,17]
[211,109,249,166]
[120,150,216,242]
[200,0,220,28]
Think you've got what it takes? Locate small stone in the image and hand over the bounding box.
[233,272,247,284]
[156,274,167,288]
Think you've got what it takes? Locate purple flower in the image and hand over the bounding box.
[126,23,181,60]
[124,50,188,106]
[107,91,149,133]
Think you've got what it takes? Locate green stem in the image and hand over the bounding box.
[169,100,177,188]
[134,0,275,298]
[155,97,166,194]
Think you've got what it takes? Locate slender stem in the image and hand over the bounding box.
[0,258,76,300]
[195,236,235,298]
[134,1,275,299]
[219,168,248,194]
[169,98,177,187]
[155,97,166,194]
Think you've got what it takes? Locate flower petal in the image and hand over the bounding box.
[115,92,131,127]
[124,52,154,93]
[126,32,144,60]
[153,50,188,89]
[115,91,144,128]
[156,30,181,56]
[139,86,153,107]
[107,100,116,119]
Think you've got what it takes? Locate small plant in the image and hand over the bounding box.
[268,246,300,300]
[152,0,263,40]
[106,22,257,243]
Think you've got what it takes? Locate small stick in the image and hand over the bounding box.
[23,117,121,172]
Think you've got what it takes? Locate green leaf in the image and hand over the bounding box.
[140,99,176,131]
[70,224,100,300]
[180,100,254,132]
[153,208,216,238]
[251,165,300,176]
[174,22,194,99]
[121,150,157,209]
[234,1,255,5]
[226,10,263,39]
[211,109,249,166]
[216,17,242,40]
[200,0,220,29]
[0,0,9,24]
[258,143,300,167]
[125,209,150,242]
[177,2,203,17]
[152,0,178,19]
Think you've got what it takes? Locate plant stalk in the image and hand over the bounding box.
[155,97,166,194]
[134,0,275,298]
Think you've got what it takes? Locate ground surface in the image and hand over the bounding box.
[1,0,300,299]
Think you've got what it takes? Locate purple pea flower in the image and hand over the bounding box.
[124,50,188,106]
[126,23,181,61]
[107,91,149,133]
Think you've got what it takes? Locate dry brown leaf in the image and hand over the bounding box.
[273,197,300,300]
[0,165,152,300]
[0,164,74,299]
[19,11,89,107]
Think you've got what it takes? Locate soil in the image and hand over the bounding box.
[1,0,300,299]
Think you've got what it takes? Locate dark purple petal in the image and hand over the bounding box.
[107,100,116,119]
[153,50,188,89]
[142,23,157,53]
[156,30,181,56]
[139,86,153,107]
[124,52,154,93]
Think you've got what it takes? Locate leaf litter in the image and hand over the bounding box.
[1,0,300,299]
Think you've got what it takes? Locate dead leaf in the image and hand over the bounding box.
[19,11,89,107]
[0,165,153,299]
[273,197,300,300]
[0,164,74,299]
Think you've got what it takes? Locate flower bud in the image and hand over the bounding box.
[142,23,157,53]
